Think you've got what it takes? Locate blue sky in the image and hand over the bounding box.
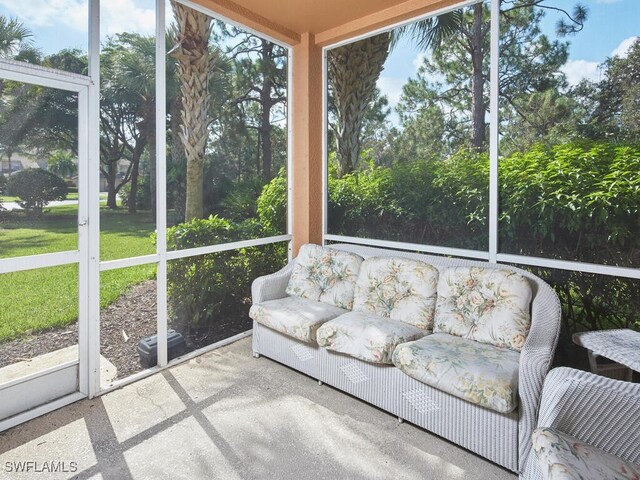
[0,0,637,122]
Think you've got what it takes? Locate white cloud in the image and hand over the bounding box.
[611,36,639,58]
[0,0,155,36]
[561,59,601,86]
[377,76,404,110]
[0,0,87,29]
[412,52,427,72]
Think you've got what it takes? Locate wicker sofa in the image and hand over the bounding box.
[250,243,561,473]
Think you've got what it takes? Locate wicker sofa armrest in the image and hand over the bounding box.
[518,281,562,471]
[251,261,296,304]
[521,367,640,479]
[537,367,640,463]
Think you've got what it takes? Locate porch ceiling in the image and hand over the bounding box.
[197,0,459,46]
[223,0,412,34]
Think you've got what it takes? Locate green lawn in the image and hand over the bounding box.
[0,205,156,342]
[0,192,84,203]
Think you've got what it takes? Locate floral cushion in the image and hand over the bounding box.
[433,267,532,351]
[286,244,364,310]
[532,427,640,480]
[250,296,348,344]
[352,256,439,331]
[392,333,520,413]
[316,311,427,364]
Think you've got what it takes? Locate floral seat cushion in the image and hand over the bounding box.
[532,427,640,480]
[249,296,348,344]
[392,333,520,413]
[353,256,439,331]
[433,267,532,351]
[286,244,364,310]
[316,311,427,364]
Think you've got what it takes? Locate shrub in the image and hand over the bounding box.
[166,216,287,347]
[257,169,287,234]
[220,176,266,222]
[6,168,68,215]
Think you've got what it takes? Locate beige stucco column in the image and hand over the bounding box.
[291,32,323,256]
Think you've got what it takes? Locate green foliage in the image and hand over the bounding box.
[220,176,266,222]
[576,39,640,144]
[6,168,67,215]
[47,150,77,178]
[166,216,286,344]
[497,141,640,337]
[0,174,6,195]
[256,168,287,234]
[499,142,640,263]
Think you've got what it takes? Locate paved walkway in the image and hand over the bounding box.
[1,200,78,211]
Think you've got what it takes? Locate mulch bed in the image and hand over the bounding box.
[0,281,157,380]
[0,280,254,382]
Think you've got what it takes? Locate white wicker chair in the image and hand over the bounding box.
[252,244,562,472]
[520,367,640,479]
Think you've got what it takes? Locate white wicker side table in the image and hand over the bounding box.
[572,329,640,381]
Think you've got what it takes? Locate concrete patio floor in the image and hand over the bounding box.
[0,337,516,480]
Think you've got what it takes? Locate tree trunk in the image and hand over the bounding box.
[470,3,486,149]
[128,137,147,214]
[128,158,139,213]
[170,1,212,222]
[259,40,274,181]
[328,33,391,177]
[139,103,157,217]
[106,163,118,209]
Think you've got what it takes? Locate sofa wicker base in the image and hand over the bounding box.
[253,321,519,472]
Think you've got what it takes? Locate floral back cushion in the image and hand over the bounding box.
[352,257,439,331]
[433,267,532,351]
[286,244,364,310]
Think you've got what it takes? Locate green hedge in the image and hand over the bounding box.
[166,216,286,347]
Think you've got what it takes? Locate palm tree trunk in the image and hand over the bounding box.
[170,1,213,221]
[169,96,187,221]
[139,103,157,217]
[328,33,391,177]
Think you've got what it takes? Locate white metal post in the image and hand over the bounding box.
[156,0,169,368]
[87,0,102,397]
[77,87,90,396]
[488,0,500,264]
[287,48,294,261]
